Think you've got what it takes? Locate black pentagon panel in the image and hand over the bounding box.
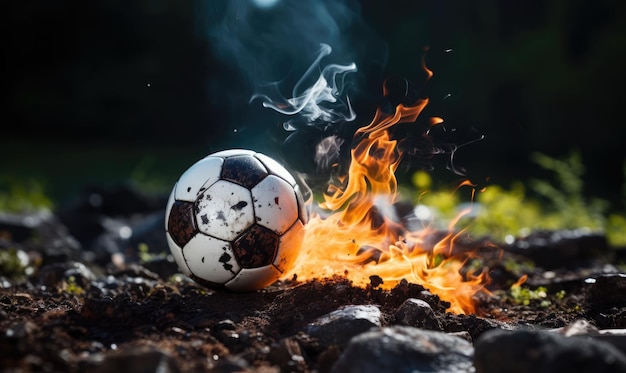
[221,155,268,189]
[167,200,197,247]
[232,224,279,268]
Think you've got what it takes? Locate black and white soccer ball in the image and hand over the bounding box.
[165,149,308,291]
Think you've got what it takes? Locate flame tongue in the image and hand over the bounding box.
[323,98,428,215]
[284,95,489,315]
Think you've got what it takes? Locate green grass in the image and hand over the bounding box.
[0,247,29,279]
[0,177,54,212]
[414,151,626,246]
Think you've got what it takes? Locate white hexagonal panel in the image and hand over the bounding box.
[225,265,281,291]
[274,220,305,273]
[195,180,254,241]
[166,233,192,277]
[183,234,240,284]
[252,175,298,235]
[174,156,224,202]
[212,149,256,158]
[254,152,297,186]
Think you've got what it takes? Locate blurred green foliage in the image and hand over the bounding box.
[509,283,550,307]
[504,280,565,308]
[0,177,54,213]
[0,247,28,279]
[2,149,625,248]
[529,152,607,229]
[62,276,84,295]
[128,155,177,197]
[137,242,168,263]
[413,152,626,246]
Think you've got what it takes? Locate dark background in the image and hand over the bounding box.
[3,0,626,207]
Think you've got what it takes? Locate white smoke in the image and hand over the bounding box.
[315,134,345,171]
[251,43,357,131]
[197,0,386,131]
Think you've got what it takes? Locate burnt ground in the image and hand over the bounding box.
[1,186,626,372]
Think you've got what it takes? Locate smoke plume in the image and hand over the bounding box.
[195,0,386,138]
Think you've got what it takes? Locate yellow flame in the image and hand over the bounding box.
[282,54,491,314]
[282,96,490,314]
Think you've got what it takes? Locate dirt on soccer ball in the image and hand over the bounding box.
[165,149,308,292]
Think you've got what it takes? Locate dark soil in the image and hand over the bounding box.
[1,188,625,372]
[2,251,623,372]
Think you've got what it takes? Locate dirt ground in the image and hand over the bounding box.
[3,235,623,373]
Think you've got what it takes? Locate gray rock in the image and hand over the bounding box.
[304,305,382,348]
[395,298,442,331]
[594,331,626,356]
[331,326,474,373]
[474,329,626,373]
[505,229,608,269]
[587,273,626,308]
[81,346,181,373]
[551,318,598,336]
[0,210,81,263]
[36,261,96,289]
[551,321,626,362]
[268,337,306,372]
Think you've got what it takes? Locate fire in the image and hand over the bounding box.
[283,86,490,315]
[512,274,528,288]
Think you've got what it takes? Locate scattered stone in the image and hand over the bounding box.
[268,337,306,372]
[4,320,37,340]
[214,319,252,353]
[550,320,626,356]
[1,321,38,367]
[59,184,164,217]
[440,313,512,342]
[551,319,599,336]
[305,305,382,346]
[80,346,181,373]
[596,329,626,355]
[474,328,626,373]
[506,229,608,269]
[316,345,341,373]
[304,305,382,348]
[36,261,96,289]
[594,306,626,329]
[0,210,81,263]
[57,185,165,265]
[587,273,626,308]
[447,330,473,343]
[209,355,250,372]
[122,211,171,263]
[215,319,237,331]
[141,256,179,281]
[394,298,442,330]
[110,263,161,282]
[331,326,474,373]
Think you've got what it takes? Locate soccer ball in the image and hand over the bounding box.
[165,149,308,291]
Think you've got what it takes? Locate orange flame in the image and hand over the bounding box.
[283,65,490,315]
[512,274,528,288]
